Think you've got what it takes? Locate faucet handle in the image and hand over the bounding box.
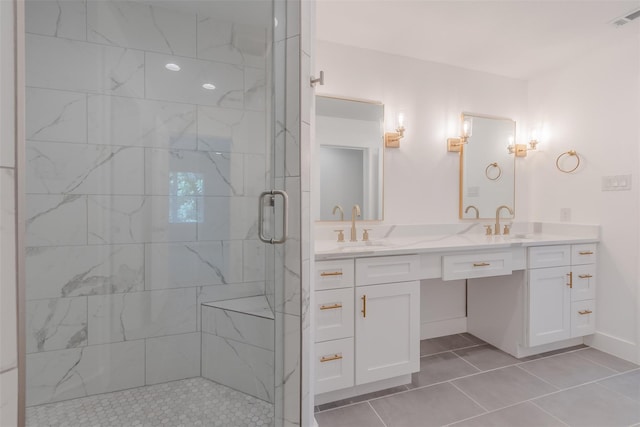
[503,224,511,235]
[334,229,345,243]
[484,225,493,236]
[362,229,371,242]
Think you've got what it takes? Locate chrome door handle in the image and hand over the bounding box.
[258,190,288,244]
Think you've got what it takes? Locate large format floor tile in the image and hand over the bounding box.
[420,334,479,356]
[450,402,565,427]
[533,383,640,426]
[452,366,557,411]
[314,402,385,427]
[574,348,639,373]
[410,352,480,388]
[454,345,520,371]
[369,382,484,427]
[519,352,618,389]
[598,369,640,402]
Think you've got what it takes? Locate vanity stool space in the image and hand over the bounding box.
[314,256,420,403]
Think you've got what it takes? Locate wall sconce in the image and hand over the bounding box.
[507,131,539,157]
[385,113,405,148]
[447,117,473,152]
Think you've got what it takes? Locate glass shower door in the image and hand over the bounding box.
[22,0,294,425]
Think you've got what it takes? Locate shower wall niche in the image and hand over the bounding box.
[24,0,275,406]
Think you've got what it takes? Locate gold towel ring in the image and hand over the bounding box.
[485,162,502,181]
[556,150,580,173]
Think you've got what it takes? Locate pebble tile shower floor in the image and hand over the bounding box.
[26,377,273,427]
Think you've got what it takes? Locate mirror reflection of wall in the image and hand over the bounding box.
[316,96,384,221]
[460,114,516,219]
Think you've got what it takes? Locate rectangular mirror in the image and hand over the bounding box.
[460,113,516,219]
[316,95,384,221]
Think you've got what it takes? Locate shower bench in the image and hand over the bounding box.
[200,295,275,403]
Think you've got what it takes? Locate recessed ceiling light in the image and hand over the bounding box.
[165,63,181,71]
[202,83,216,90]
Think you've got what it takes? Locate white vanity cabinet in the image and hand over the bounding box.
[354,255,420,385]
[528,244,596,347]
[314,255,420,399]
[314,259,356,394]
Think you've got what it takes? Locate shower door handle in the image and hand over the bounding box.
[258,190,289,244]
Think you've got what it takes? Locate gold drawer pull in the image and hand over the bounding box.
[361,295,367,318]
[473,262,490,267]
[320,271,343,277]
[578,274,593,279]
[578,309,593,315]
[579,251,594,255]
[320,354,343,363]
[319,303,342,311]
[566,272,573,288]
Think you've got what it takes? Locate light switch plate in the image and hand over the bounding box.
[602,174,632,191]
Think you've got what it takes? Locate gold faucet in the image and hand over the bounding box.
[350,204,361,242]
[332,205,344,221]
[495,205,514,235]
[464,205,480,219]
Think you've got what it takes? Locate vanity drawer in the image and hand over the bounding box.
[315,288,355,343]
[315,338,354,394]
[315,259,355,290]
[528,245,571,269]
[572,264,596,301]
[355,255,420,286]
[571,300,595,337]
[571,244,597,265]
[442,252,512,281]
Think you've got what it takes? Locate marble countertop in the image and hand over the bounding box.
[315,231,599,260]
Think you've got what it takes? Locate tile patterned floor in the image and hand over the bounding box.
[26,377,274,427]
[315,334,640,427]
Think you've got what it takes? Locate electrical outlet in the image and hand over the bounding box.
[560,208,571,222]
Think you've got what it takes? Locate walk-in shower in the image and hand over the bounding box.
[21,0,301,425]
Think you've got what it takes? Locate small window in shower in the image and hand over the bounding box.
[169,171,204,223]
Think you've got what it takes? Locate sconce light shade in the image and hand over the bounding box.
[385,113,406,148]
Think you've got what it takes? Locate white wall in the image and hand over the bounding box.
[528,35,640,361]
[0,0,19,424]
[315,41,529,337]
[316,41,529,225]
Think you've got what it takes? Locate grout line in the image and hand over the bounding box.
[367,401,388,427]
[591,377,640,405]
[420,343,484,359]
[512,364,560,391]
[449,381,490,413]
[572,348,632,373]
[528,400,570,426]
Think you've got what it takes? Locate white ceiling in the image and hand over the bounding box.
[316,0,640,80]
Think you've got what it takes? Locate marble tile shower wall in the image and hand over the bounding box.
[24,0,272,406]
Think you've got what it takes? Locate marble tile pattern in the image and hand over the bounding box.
[22,0,291,407]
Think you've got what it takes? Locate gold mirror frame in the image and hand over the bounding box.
[459,113,516,220]
[314,95,384,222]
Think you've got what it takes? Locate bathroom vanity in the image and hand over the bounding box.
[313,225,599,404]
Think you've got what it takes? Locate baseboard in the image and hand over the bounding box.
[584,331,638,363]
[421,317,467,339]
[314,374,411,406]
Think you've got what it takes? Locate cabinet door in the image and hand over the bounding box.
[528,266,571,347]
[355,281,419,385]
